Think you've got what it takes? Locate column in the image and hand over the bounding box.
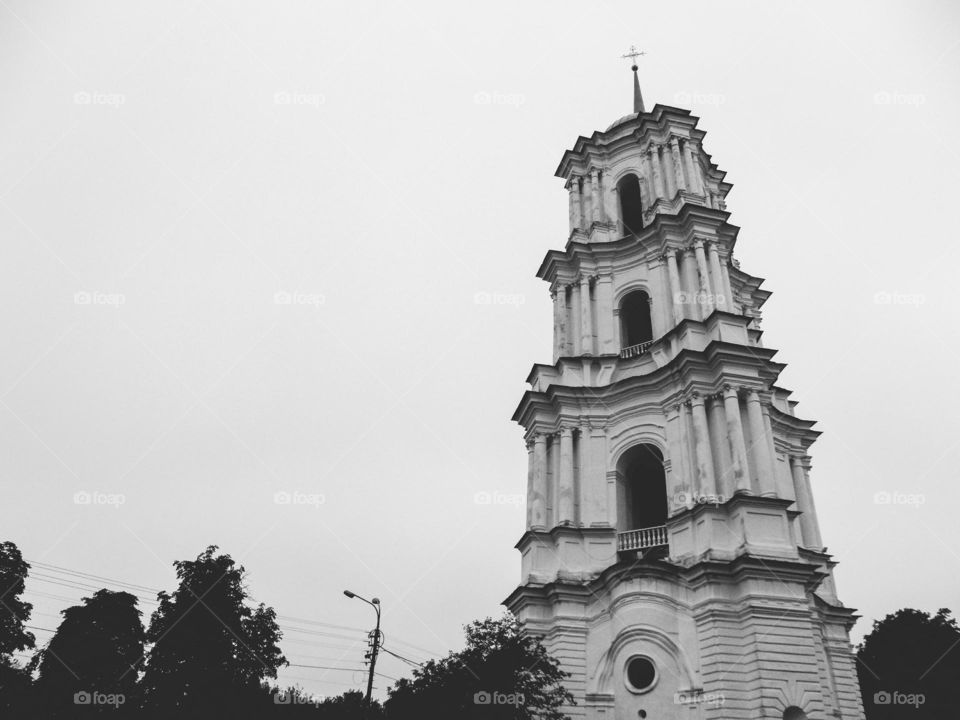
[579,422,604,525]
[549,432,560,523]
[683,139,703,195]
[551,290,563,360]
[720,260,735,311]
[664,404,689,515]
[693,239,714,316]
[676,402,693,501]
[526,438,535,528]
[567,177,582,233]
[662,144,677,199]
[570,283,582,355]
[761,404,785,497]
[532,435,547,529]
[582,174,593,225]
[589,169,602,226]
[596,274,615,354]
[665,250,685,323]
[558,427,575,526]
[791,456,823,548]
[746,390,775,496]
[723,386,751,494]
[682,248,700,319]
[579,276,592,355]
[706,241,728,311]
[670,137,687,192]
[708,393,733,498]
[689,394,717,496]
[602,172,617,226]
[648,144,665,200]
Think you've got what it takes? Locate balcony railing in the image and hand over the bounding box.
[617,525,668,552]
[619,339,655,359]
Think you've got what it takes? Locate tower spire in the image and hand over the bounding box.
[621,45,646,114]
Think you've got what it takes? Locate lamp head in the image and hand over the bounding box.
[372,597,381,605]
[343,590,356,598]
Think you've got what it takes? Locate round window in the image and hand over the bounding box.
[625,655,657,693]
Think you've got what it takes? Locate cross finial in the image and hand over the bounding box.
[621,45,645,71]
[621,46,646,114]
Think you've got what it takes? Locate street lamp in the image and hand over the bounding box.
[343,589,382,714]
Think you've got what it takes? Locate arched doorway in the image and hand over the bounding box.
[783,708,808,720]
[617,444,667,531]
[617,174,644,236]
[620,290,653,349]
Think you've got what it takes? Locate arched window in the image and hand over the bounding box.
[620,290,653,348]
[617,174,644,236]
[783,708,808,720]
[617,444,667,530]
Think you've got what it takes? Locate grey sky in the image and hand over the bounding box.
[2,0,958,699]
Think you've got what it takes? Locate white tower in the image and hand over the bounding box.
[505,65,865,720]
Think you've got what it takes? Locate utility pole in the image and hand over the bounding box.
[364,610,382,707]
[344,589,381,718]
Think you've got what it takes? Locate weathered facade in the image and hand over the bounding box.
[505,81,865,719]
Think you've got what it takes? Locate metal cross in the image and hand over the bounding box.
[621,45,646,69]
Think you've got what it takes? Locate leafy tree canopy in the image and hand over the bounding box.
[385,615,572,720]
[139,545,286,718]
[857,607,960,720]
[32,589,145,717]
[0,541,34,661]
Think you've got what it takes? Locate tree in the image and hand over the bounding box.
[0,541,35,717]
[0,541,34,662]
[313,689,384,719]
[31,589,144,717]
[139,545,286,719]
[266,687,384,719]
[385,615,573,720]
[857,607,960,719]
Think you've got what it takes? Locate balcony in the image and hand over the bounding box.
[619,339,655,359]
[617,525,668,552]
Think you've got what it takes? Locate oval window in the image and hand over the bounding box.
[625,655,657,693]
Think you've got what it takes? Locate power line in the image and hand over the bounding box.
[380,647,422,667]
[27,560,162,595]
[19,559,439,671]
[277,615,369,634]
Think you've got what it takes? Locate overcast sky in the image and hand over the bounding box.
[2,0,958,700]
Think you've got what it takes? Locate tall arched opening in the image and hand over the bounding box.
[616,444,667,531]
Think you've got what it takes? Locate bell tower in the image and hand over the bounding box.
[505,61,865,720]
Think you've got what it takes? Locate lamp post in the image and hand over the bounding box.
[344,589,381,715]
